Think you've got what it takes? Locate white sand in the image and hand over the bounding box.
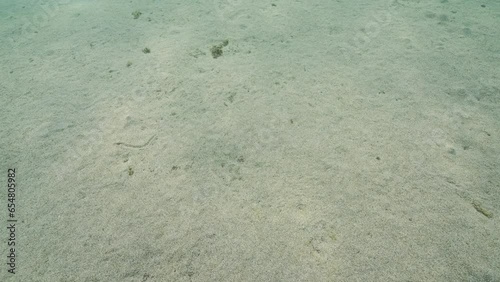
[1,0,499,281]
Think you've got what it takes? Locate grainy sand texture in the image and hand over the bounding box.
[1,0,499,281]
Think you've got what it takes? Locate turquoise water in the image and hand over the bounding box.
[1,1,499,281]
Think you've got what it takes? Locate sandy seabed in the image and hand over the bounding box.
[1,0,499,281]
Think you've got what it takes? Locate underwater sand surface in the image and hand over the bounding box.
[1,0,499,281]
